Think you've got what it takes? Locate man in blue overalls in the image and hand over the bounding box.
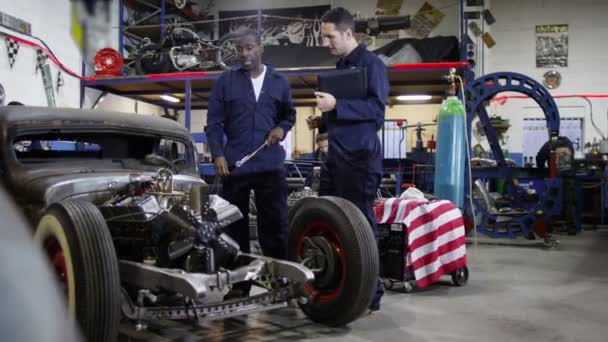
[207,29,296,292]
[308,7,389,312]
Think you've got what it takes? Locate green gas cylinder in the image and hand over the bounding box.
[433,96,466,207]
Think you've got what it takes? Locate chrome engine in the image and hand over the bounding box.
[100,169,313,324]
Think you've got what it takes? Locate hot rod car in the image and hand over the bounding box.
[0,106,379,342]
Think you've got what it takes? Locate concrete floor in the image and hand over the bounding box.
[120,231,608,342]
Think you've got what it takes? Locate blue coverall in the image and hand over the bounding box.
[206,65,296,260]
[319,44,389,310]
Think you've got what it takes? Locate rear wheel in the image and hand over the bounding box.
[288,196,379,326]
[35,200,120,342]
[136,43,171,75]
[216,33,240,70]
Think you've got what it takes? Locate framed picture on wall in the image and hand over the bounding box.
[535,24,568,68]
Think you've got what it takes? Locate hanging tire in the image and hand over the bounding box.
[135,43,171,75]
[288,196,379,327]
[34,200,121,342]
[216,32,240,70]
[451,266,469,286]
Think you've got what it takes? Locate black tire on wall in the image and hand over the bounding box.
[135,43,171,75]
[35,200,121,342]
[288,196,379,327]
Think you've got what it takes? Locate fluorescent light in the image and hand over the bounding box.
[161,95,180,103]
[396,95,432,101]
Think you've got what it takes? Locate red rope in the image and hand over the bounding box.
[5,34,95,81]
[493,94,608,105]
[390,62,470,70]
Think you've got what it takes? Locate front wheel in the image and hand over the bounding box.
[35,200,121,342]
[288,196,379,327]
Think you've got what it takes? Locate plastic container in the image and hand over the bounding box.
[433,96,466,207]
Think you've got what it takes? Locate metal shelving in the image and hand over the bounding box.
[84,62,469,130]
[80,0,472,137]
[119,0,215,57]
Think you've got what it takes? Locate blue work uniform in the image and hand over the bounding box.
[319,44,389,311]
[207,64,296,261]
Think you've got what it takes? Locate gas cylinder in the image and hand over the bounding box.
[433,96,466,207]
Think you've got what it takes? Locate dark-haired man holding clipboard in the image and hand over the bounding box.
[307,7,389,312]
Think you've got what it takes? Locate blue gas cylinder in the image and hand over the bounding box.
[433,96,466,207]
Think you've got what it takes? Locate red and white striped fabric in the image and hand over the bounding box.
[374,198,467,288]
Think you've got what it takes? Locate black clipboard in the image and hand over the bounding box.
[317,68,368,99]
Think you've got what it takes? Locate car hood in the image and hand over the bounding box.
[8,164,203,209]
[0,106,190,137]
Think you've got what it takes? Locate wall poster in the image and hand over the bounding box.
[407,1,445,39]
[535,24,568,68]
[376,0,404,15]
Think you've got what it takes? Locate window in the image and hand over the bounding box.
[522,117,583,166]
[13,133,191,165]
[14,138,103,159]
[378,120,407,159]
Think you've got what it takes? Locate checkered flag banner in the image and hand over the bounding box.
[35,49,49,73]
[5,37,20,68]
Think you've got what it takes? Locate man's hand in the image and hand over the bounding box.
[306,115,322,130]
[214,156,230,176]
[266,126,285,145]
[314,91,336,112]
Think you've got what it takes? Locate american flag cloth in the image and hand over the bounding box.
[375,198,467,288]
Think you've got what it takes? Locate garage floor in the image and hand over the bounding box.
[119,230,608,342]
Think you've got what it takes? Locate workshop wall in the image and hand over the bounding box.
[191,103,439,159]
[287,104,440,154]
[0,0,80,107]
[0,0,162,115]
[482,0,608,157]
[186,107,316,158]
[387,104,439,152]
[83,90,165,116]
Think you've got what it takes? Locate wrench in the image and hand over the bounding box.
[235,142,267,168]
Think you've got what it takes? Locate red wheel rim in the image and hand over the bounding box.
[94,48,123,76]
[44,237,68,297]
[297,221,345,303]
